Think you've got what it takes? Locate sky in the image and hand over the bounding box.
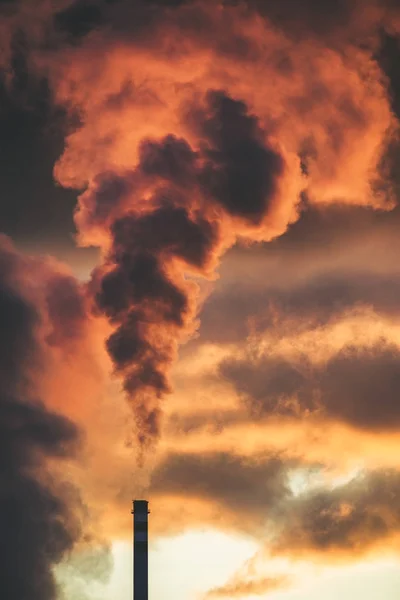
[2,1,400,599]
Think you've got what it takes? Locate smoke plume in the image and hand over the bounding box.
[0,2,400,596]
[34,0,396,451]
[84,89,301,447]
[0,237,83,600]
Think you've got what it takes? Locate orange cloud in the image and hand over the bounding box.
[33,1,399,449]
[2,2,400,586]
[271,468,400,562]
[206,575,290,598]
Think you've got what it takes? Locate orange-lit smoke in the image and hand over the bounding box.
[25,0,398,450]
[1,5,400,588]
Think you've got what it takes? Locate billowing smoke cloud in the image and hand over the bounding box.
[150,450,294,533]
[274,468,400,558]
[221,355,311,419]
[0,236,84,600]
[221,340,400,432]
[2,1,400,597]
[0,0,399,537]
[150,446,400,563]
[83,89,300,447]
[0,400,80,600]
[36,0,398,450]
[202,268,400,345]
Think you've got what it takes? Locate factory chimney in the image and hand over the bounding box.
[132,500,149,600]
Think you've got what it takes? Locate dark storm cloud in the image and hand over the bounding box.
[195,203,400,345]
[275,469,400,556]
[199,268,400,344]
[0,240,83,600]
[153,451,400,559]
[151,451,293,526]
[262,204,400,258]
[152,450,400,559]
[220,356,311,418]
[317,343,400,430]
[221,341,400,432]
[260,271,400,325]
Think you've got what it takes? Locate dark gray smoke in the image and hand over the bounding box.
[0,240,83,600]
[89,90,287,446]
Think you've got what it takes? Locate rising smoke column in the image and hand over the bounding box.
[0,237,83,600]
[80,90,302,447]
[39,0,398,452]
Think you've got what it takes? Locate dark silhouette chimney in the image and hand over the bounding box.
[132,500,149,600]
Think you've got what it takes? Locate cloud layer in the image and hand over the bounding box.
[1,1,400,598]
[0,237,83,600]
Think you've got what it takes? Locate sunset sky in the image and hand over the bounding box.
[2,1,400,599]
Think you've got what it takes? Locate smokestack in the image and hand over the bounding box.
[132,500,149,600]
